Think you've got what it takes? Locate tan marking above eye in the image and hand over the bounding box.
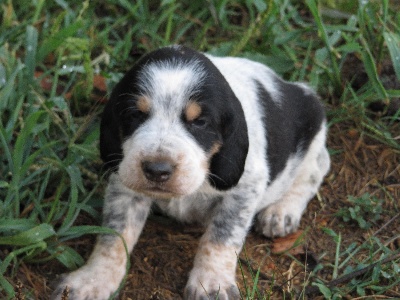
[185,101,202,122]
[136,95,151,114]
[209,142,222,157]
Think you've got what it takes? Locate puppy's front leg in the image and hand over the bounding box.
[52,174,152,300]
[184,191,257,300]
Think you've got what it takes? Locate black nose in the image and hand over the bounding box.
[141,161,174,183]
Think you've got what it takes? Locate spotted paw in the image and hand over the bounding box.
[184,241,240,299]
[51,265,124,300]
[184,282,240,300]
[256,203,302,238]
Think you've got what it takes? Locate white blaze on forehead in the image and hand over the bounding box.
[137,60,206,113]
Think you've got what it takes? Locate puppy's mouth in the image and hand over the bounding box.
[119,173,184,199]
[138,186,183,200]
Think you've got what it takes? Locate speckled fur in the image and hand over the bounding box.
[52,45,330,300]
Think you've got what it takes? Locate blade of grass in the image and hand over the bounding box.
[362,120,400,150]
[3,111,49,214]
[0,224,55,246]
[237,252,249,298]
[298,38,314,82]
[306,0,341,93]
[0,242,47,275]
[25,25,38,82]
[0,275,15,299]
[163,1,180,45]
[383,31,400,81]
[4,94,25,136]
[0,219,37,233]
[250,267,261,299]
[51,245,85,269]
[11,111,46,175]
[230,6,270,56]
[322,228,341,279]
[0,123,13,173]
[32,0,46,23]
[45,175,68,223]
[359,37,389,101]
[31,169,52,220]
[58,173,80,234]
[37,20,84,62]
[0,63,24,110]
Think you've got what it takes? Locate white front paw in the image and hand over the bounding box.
[51,266,124,300]
[256,203,302,237]
[184,240,241,299]
[184,270,240,300]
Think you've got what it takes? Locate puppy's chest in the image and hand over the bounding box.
[153,191,221,224]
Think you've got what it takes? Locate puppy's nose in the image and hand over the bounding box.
[141,161,174,183]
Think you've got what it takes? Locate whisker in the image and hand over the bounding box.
[208,172,228,186]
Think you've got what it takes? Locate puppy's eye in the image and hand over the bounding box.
[190,117,208,128]
[124,109,146,119]
[121,109,148,126]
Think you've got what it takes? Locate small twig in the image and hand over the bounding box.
[238,257,271,281]
[238,256,306,293]
[373,212,400,237]
[351,295,394,300]
[279,269,303,292]
[305,250,400,295]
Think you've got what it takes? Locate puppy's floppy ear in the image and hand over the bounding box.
[99,61,143,171]
[100,96,122,171]
[209,93,249,190]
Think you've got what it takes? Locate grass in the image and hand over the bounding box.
[0,0,399,299]
[335,193,384,229]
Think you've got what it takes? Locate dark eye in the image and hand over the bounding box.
[121,109,148,128]
[190,117,208,128]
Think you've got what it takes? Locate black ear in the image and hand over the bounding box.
[208,95,249,190]
[100,97,122,171]
[99,59,144,171]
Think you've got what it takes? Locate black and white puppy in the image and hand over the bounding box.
[53,45,330,300]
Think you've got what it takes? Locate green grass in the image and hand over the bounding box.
[335,193,384,230]
[309,226,400,299]
[0,0,399,299]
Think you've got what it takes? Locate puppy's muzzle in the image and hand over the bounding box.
[141,160,174,183]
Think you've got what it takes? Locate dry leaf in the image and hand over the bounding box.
[272,230,304,255]
[93,74,107,92]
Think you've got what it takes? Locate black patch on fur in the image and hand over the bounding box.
[100,45,249,190]
[256,80,325,182]
[168,47,250,190]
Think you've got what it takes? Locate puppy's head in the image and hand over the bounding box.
[100,46,248,198]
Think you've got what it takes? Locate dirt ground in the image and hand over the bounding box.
[11,58,400,299]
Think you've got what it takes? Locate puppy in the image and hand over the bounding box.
[52,45,330,300]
